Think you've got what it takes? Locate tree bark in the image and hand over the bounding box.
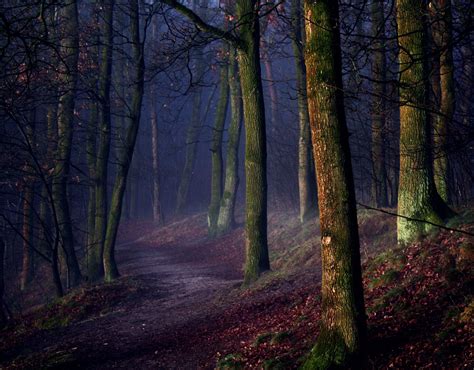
[208,47,230,236]
[103,0,144,282]
[237,0,270,285]
[217,46,243,235]
[396,0,453,245]
[303,1,367,368]
[52,0,82,287]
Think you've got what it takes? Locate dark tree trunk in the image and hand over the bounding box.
[103,0,144,282]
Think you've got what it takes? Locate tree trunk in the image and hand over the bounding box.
[208,48,230,236]
[291,0,317,223]
[370,0,389,208]
[20,183,34,290]
[103,0,144,282]
[91,0,114,281]
[303,1,367,368]
[432,0,454,203]
[237,0,270,285]
[396,0,453,245]
[217,46,243,235]
[86,100,98,278]
[52,0,82,287]
[150,85,164,225]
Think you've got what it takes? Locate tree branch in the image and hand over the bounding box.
[159,0,242,48]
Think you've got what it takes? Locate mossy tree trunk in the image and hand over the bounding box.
[208,46,230,237]
[217,46,243,235]
[370,0,389,208]
[431,0,454,203]
[303,1,367,368]
[91,0,114,281]
[237,0,270,285]
[52,0,82,287]
[396,0,453,245]
[103,0,144,282]
[292,0,317,223]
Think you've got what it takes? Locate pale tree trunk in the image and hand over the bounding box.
[371,0,389,207]
[303,1,367,368]
[291,0,317,223]
[150,83,164,224]
[103,0,144,282]
[208,46,230,236]
[217,46,243,235]
[52,0,82,287]
[91,0,114,281]
[396,0,453,245]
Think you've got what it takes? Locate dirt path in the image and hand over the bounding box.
[1,216,249,369]
[74,231,244,369]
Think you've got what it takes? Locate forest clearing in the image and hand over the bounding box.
[1,0,473,368]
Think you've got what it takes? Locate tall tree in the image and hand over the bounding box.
[102,0,144,282]
[208,45,230,236]
[431,0,454,203]
[52,0,82,287]
[149,83,164,224]
[20,110,36,290]
[370,0,389,208]
[291,0,317,223]
[216,45,243,235]
[90,0,115,281]
[303,1,367,368]
[162,0,270,283]
[396,0,453,245]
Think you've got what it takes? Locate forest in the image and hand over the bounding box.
[0,0,473,368]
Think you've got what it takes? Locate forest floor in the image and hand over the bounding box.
[0,208,473,369]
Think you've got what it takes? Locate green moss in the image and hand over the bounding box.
[263,357,288,369]
[302,329,349,370]
[36,316,71,330]
[216,353,244,369]
[253,332,273,347]
[270,331,292,345]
